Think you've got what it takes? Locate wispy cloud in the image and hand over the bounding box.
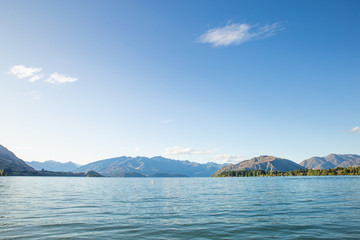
[198,22,283,47]
[28,75,43,83]
[46,72,78,85]
[8,65,43,82]
[350,126,360,134]
[8,65,78,85]
[164,146,219,156]
[212,154,247,164]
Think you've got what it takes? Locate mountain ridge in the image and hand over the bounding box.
[26,160,81,172]
[0,145,36,173]
[213,155,305,177]
[75,156,224,177]
[299,154,360,169]
[1,143,359,177]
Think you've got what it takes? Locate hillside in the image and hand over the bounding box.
[75,156,223,177]
[26,160,81,172]
[213,155,304,177]
[0,145,36,174]
[299,154,360,170]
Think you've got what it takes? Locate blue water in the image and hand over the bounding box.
[0,176,359,239]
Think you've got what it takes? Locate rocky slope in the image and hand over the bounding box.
[213,155,304,176]
[0,145,36,174]
[299,154,360,169]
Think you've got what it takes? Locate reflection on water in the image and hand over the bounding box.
[0,176,360,239]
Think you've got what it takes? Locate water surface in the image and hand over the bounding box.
[1,176,359,239]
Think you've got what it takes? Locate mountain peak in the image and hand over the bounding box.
[300,154,360,169]
[26,160,80,172]
[213,155,304,176]
[74,156,223,177]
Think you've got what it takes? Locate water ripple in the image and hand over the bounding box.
[0,176,359,239]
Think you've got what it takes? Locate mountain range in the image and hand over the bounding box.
[26,160,81,172]
[299,154,360,170]
[74,156,224,177]
[213,155,305,177]
[1,144,360,177]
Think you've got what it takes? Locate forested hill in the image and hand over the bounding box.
[215,166,360,177]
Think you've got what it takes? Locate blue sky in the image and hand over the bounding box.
[0,0,359,164]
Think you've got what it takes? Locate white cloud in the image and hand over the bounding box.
[8,65,78,85]
[28,75,43,82]
[8,65,42,81]
[350,126,360,134]
[212,154,247,164]
[46,72,78,85]
[198,22,282,47]
[164,146,219,156]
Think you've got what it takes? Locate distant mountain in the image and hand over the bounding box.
[299,154,360,170]
[26,160,81,172]
[213,155,304,177]
[75,156,223,177]
[0,145,36,174]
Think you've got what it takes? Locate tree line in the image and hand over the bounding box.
[216,166,360,177]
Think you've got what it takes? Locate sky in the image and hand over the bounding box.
[0,0,359,165]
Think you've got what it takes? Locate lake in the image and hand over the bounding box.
[1,176,359,239]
